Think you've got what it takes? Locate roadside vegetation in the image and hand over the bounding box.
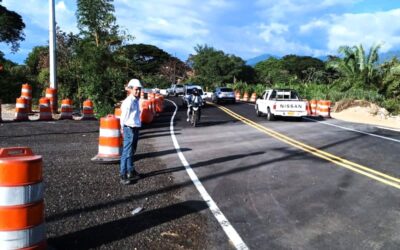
[0,0,399,115]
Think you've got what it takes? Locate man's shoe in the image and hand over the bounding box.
[127,170,142,180]
[120,176,130,185]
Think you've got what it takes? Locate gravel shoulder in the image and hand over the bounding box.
[0,113,208,249]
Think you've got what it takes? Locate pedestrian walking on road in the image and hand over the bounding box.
[119,78,142,185]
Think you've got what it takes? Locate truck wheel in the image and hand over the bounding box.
[256,105,262,117]
[267,108,275,121]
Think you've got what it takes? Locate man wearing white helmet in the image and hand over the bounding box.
[119,78,142,185]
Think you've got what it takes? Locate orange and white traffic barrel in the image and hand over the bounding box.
[310,100,317,116]
[249,92,257,103]
[91,115,121,163]
[15,97,29,121]
[235,92,241,101]
[60,99,73,120]
[140,91,145,99]
[21,83,32,113]
[0,147,46,250]
[45,88,57,114]
[81,99,96,120]
[140,102,154,124]
[305,100,311,116]
[154,97,163,113]
[114,107,121,119]
[317,100,331,118]
[242,92,249,102]
[39,97,53,121]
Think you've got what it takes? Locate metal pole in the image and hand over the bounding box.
[49,0,57,89]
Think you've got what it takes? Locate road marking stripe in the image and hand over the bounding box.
[376,126,400,132]
[303,117,400,143]
[213,104,400,189]
[166,100,249,250]
[241,102,400,142]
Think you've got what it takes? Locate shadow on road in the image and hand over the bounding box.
[48,200,208,250]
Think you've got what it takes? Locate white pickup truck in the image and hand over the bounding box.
[255,89,308,121]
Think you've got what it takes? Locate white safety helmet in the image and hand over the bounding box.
[127,79,142,88]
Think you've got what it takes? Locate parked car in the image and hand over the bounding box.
[182,84,207,106]
[255,89,308,121]
[211,87,235,104]
[167,84,184,96]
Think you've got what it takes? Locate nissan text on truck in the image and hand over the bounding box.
[255,89,308,121]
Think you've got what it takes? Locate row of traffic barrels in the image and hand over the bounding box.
[307,100,331,118]
[19,84,57,113]
[11,98,95,122]
[235,92,257,103]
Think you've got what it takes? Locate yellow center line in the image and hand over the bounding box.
[210,102,400,189]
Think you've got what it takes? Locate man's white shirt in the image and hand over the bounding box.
[120,95,141,128]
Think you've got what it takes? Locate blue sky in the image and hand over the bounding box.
[2,0,400,64]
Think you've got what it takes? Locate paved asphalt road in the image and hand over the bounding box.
[154,97,400,249]
[1,97,399,250]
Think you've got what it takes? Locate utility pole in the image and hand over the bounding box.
[49,0,57,89]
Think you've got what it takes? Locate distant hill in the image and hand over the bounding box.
[246,54,278,66]
[246,50,400,66]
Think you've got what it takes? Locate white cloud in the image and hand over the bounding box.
[301,8,400,54]
[259,23,288,43]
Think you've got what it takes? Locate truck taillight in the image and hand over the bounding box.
[273,104,276,110]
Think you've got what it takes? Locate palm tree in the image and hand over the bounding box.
[327,44,381,90]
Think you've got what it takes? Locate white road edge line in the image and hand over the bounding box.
[376,126,400,132]
[166,99,249,250]
[303,117,400,143]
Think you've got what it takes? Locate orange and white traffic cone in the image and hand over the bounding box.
[39,97,53,121]
[0,147,47,249]
[81,99,96,120]
[60,99,73,120]
[14,97,29,121]
[91,115,121,163]
[21,83,32,113]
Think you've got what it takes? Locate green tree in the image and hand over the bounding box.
[188,44,248,87]
[327,44,381,90]
[0,0,25,52]
[281,55,325,81]
[76,0,121,47]
[254,57,289,84]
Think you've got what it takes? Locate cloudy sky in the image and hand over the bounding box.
[2,0,400,64]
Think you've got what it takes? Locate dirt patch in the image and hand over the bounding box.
[331,100,400,129]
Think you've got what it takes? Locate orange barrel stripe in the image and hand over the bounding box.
[0,202,44,230]
[60,99,73,119]
[45,88,58,113]
[249,93,257,102]
[155,98,163,113]
[140,107,154,124]
[242,92,249,101]
[235,92,241,101]
[317,100,331,117]
[305,100,311,115]
[15,97,29,121]
[310,100,317,115]
[114,107,121,119]
[82,99,95,120]
[0,147,46,249]
[148,92,155,100]
[39,97,52,121]
[98,115,121,156]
